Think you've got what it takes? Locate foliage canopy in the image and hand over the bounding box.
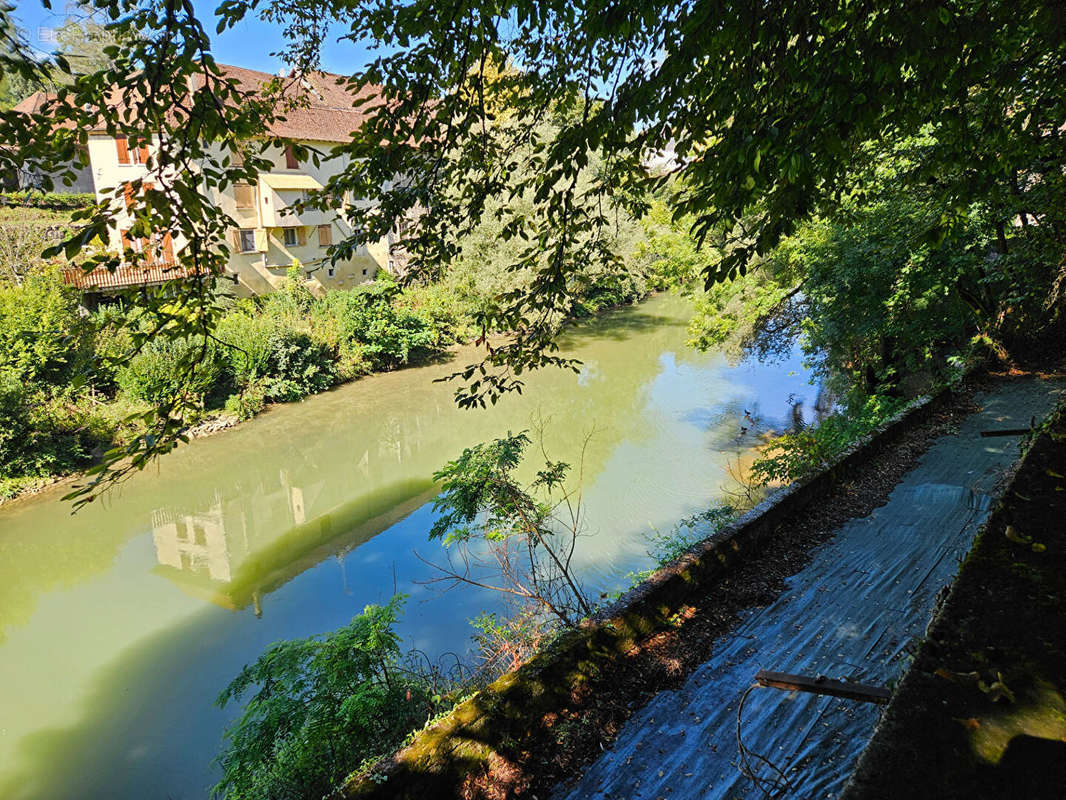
[0,0,1063,497]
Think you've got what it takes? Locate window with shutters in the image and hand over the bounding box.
[317,225,331,247]
[115,136,130,165]
[120,230,173,265]
[283,228,298,247]
[234,184,255,209]
[284,144,298,169]
[131,144,149,165]
[238,229,256,253]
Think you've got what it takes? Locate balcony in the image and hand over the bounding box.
[258,173,331,228]
[63,262,199,291]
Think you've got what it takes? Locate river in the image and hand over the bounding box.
[0,294,818,799]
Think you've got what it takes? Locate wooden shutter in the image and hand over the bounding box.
[296,227,307,246]
[115,136,130,164]
[317,224,331,246]
[234,184,255,209]
[254,228,268,252]
[120,229,131,251]
[161,233,174,264]
[124,183,135,208]
[137,145,150,164]
[229,228,241,250]
[285,144,298,169]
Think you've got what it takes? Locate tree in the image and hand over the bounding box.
[426,431,594,628]
[55,3,125,77]
[214,596,441,800]
[1,0,1063,499]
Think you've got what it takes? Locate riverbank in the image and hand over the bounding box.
[0,274,650,506]
[2,292,821,800]
[340,372,1042,799]
[842,398,1066,799]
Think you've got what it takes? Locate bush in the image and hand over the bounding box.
[750,394,908,485]
[224,381,267,421]
[316,281,439,370]
[396,282,473,344]
[116,335,223,404]
[260,329,337,401]
[0,265,92,388]
[0,190,96,210]
[215,308,278,389]
[214,596,441,800]
[0,376,108,480]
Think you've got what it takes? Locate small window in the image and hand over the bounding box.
[327,267,335,277]
[362,268,368,276]
[283,228,298,247]
[317,224,332,247]
[284,144,298,169]
[238,229,256,253]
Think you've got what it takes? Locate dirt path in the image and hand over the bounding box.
[550,378,1064,800]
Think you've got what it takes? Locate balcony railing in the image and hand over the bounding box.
[62,262,200,291]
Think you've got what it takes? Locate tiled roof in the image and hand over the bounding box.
[14,64,383,144]
[10,91,79,130]
[193,63,384,144]
[12,92,57,114]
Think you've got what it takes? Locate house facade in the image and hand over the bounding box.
[73,64,405,295]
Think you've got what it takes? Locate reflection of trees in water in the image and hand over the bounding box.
[0,295,742,634]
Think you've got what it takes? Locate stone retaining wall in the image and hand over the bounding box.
[341,391,947,799]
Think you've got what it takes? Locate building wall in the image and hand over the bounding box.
[86,134,389,296]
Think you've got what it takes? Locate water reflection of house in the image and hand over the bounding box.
[150,469,436,616]
[150,474,319,609]
[152,498,234,581]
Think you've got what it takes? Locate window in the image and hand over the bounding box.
[121,229,174,265]
[234,184,255,209]
[327,267,335,277]
[284,144,298,169]
[238,229,256,253]
[362,268,368,276]
[317,224,332,247]
[116,136,150,165]
[283,228,298,247]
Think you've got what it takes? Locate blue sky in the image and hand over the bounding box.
[10,0,378,74]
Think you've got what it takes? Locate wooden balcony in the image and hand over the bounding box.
[62,262,200,291]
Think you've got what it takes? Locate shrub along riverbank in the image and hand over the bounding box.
[0,258,652,500]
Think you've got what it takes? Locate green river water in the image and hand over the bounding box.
[0,294,817,799]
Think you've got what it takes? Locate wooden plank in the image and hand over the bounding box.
[755,670,892,704]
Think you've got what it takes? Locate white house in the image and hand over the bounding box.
[29,64,407,295]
